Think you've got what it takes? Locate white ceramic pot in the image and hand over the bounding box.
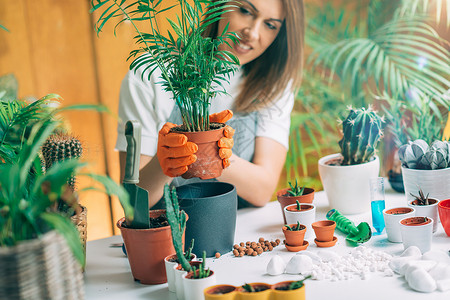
[383,207,415,243]
[402,166,450,203]
[399,217,434,253]
[318,154,380,214]
[284,203,316,239]
[164,254,196,293]
[408,199,439,233]
[182,271,216,300]
[173,265,187,300]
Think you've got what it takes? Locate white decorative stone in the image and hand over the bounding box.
[436,278,450,292]
[297,250,322,264]
[383,269,394,277]
[286,255,313,275]
[428,262,450,281]
[389,257,411,274]
[266,255,286,276]
[399,260,437,276]
[406,268,437,293]
[422,250,450,265]
[400,246,422,258]
[317,250,340,262]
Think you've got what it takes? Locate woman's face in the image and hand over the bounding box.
[218,0,285,66]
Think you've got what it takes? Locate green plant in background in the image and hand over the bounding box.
[0,95,132,268]
[191,250,211,279]
[90,0,239,132]
[285,0,450,185]
[164,183,192,272]
[285,221,304,231]
[287,179,305,196]
[339,106,384,165]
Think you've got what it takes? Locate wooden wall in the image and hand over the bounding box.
[0,0,178,240]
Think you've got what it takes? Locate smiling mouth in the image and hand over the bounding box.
[235,42,252,53]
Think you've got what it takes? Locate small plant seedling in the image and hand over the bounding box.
[288,179,305,196]
[285,221,304,231]
[410,187,430,205]
[288,275,312,290]
[191,251,211,279]
[242,283,255,293]
[296,200,302,211]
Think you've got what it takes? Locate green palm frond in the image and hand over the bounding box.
[396,0,450,27]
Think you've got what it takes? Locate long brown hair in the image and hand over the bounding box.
[205,0,305,112]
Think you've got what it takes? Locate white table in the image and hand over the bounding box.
[85,187,450,299]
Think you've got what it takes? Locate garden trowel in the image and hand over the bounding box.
[123,120,150,229]
[326,209,372,244]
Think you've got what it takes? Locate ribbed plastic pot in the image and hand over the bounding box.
[277,188,315,224]
[271,281,306,300]
[179,125,225,180]
[176,182,237,257]
[402,166,450,203]
[117,209,178,285]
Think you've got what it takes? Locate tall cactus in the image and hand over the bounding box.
[164,184,192,272]
[339,106,384,165]
[42,133,83,191]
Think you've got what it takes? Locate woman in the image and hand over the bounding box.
[116,0,305,208]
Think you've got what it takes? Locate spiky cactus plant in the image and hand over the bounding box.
[164,184,192,272]
[42,133,83,191]
[338,106,384,165]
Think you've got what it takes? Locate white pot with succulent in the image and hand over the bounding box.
[318,106,384,214]
[398,139,450,205]
[407,187,440,233]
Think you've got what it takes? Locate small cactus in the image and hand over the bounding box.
[42,133,83,190]
[288,179,305,196]
[338,106,384,165]
[410,187,430,206]
[285,221,304,231]
[191,251,211,279]
[164,184,192,272]
[399,139,450,170]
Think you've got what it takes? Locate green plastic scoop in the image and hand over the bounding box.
[326,209,372,244]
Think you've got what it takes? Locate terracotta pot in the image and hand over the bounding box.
[164,253,196,293]
[178,124,225,180]
[438,199,450,236]
[236,283,272,300]
[271,281,306,300]
[204,284,237,300]
[277,187,315,224]
[311,220,336,242]
[117,209,182,285]
[284,203,316,239]
[399,216,434,253]
[408,198,439,232]
[382,207,415,243]
[183,270,216,300]
[282,224,306,246]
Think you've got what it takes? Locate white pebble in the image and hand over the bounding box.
[436,278,450,292]
[266,255,286,276]
[383,269,394,277]
[400,246,422,259]
[399,260,437,276]
[317,250,340,262]
[422,250,450,265]
[285,255,313,275]
[428,262,450,281]
[407,268,437,293]
[297,250,322,264]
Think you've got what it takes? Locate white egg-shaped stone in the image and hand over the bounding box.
[436,278,450,292]
[428,262,450,281]
[297,250,322,264]
[266,255,286,276]
[389,256,411,274]
[407,268,437,293]
[400,246,422,258]
[399,260,437,276]
[286,254,313,275]
[422,250,450,265]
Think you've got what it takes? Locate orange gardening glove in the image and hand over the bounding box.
[209,110,235,168]
[157,123,198,177]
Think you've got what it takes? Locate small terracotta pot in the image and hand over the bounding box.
[177,124,225,180]
[204,284,237,300]
[382,207,415,243]
[282,224,306,246]
[311,220,336,242]
[277,187,315,224]
[399,216,434,253]
[271,281,306,300]
[284,204,316,239]
[117,209,180,285]
[438,199,450,236]
[236,283,272,300]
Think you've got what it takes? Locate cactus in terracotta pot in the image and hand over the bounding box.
[338,106,384,165]
[287,180,305,196]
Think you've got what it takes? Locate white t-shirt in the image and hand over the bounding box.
[115,67,294,157]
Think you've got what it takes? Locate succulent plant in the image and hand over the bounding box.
[191,251,211,279]
[288,179,305,196]
[285,221,305,231]
[338,106,384,165]
[399,139,450,170]
[410,187,430,206]
[288,275,312,290]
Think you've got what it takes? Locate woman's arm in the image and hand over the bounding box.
[217,136,287,207]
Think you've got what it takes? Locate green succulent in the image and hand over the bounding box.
[288,180,305,197]
[399,139,450,170]
[285,221,304,231]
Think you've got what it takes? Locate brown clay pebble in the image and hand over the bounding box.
[256,242,261,247]
[239,252,244,257]
[251,251,257,256]
[268,245,273,251]
[283,239,286,245]
[233,244,239,249]
[215,252,221,258]
[240,242,245,247]
[259,237,265,243]
[247,248,254,255]
[271,241,277,247]
[276,239,281,245]
[257,249,263,255]
[238,247,245,252]
[246,241,251,246]
[233,249,239,257]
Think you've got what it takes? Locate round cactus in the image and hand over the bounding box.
[338,106,384,165]
[398,139,450,170]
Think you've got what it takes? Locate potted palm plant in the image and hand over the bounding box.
[0,95,131,298]
[318,106,384,214]
[398,139,450,210]
[90,0,239,179]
